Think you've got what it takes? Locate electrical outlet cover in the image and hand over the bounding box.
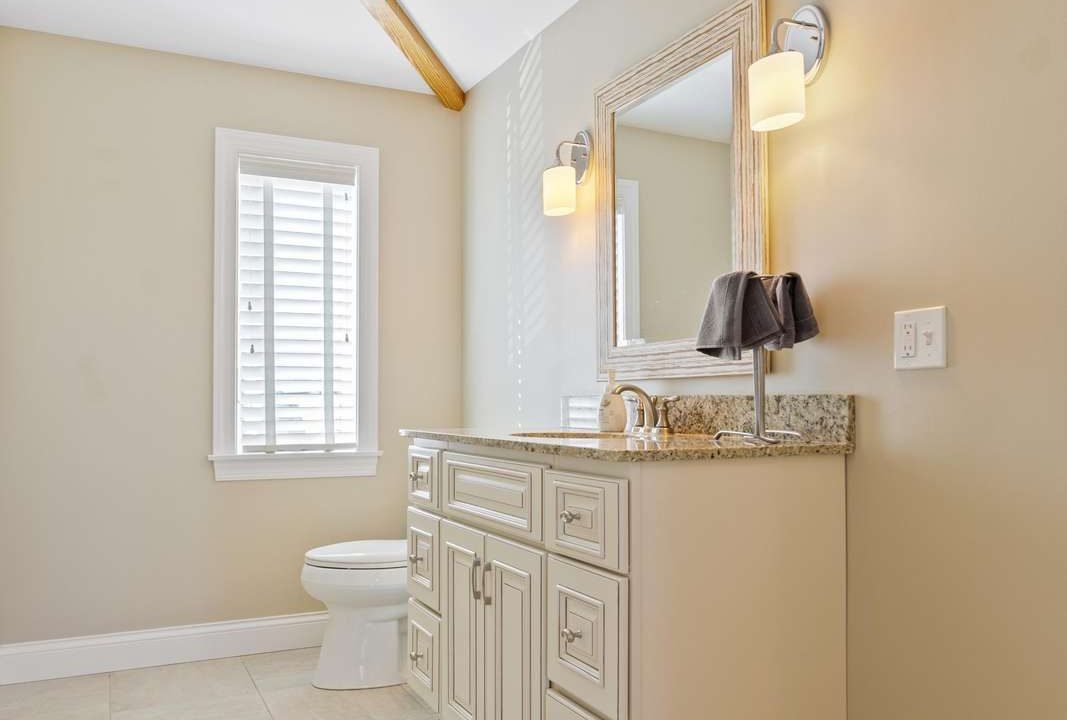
[894,306,947,370]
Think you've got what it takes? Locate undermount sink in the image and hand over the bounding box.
[510,430,629,439]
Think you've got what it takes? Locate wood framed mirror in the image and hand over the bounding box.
[595,0,766,380]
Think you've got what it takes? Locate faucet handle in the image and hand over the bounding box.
[652,395,680,433]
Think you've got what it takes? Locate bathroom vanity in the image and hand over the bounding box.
[401,394,852,720]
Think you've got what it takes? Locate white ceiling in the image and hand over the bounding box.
[0,0,580,94]
[616,50,734,143]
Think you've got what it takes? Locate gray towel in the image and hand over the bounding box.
[696,271,783,360]
[763,273,820,350]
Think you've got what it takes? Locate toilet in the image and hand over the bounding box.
[300,539,408,690]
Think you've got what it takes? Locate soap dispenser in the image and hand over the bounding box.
[597,370,627,432]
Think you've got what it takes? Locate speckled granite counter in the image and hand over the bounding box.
[401,394,853,462]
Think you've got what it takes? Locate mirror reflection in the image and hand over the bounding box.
[613,49,734,346]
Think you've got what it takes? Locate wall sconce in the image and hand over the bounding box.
[543,131,592,216]
[748,5,829,132]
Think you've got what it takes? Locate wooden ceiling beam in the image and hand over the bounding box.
[361,0,465,111]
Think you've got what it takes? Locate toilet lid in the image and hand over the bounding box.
[305,539,407,569]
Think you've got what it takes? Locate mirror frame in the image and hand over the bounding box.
[595,0,767,380]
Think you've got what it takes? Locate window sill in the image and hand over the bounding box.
[209,450,381,482]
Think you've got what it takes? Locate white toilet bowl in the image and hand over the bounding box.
[300,539,408,690]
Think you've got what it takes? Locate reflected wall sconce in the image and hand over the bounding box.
[748,4,829,132]
[543,130,592,216]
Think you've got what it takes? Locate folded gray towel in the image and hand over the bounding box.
[763,272,820,350]
[696,271,783,360]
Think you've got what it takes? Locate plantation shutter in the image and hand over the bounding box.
[237,155,358,453]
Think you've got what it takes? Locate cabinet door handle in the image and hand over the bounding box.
[560,628,583,643]
[559,509,580,524]
[471,555,482,600]
[482,561,492,605]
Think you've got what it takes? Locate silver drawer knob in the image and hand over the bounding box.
[408,554,421,563]
[408,471,420,484]
[560,627,583,643]
[559,510,580,524]
[409,651,423,661]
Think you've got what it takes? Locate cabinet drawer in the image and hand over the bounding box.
[442,452,544,542]
[545,471,628,573]
[546,688,602,720]
[407,446,440,511]
[407,507,440,612]
[407,598,440,713]
[547,556,628,720]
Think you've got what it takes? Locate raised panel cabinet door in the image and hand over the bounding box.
[407,598,441,713]
[407,507,441,612]
[408,445,440,510]
[441,519,487,720]
[544,470,627,573]
[547,556,628,720]
[484,535,545,720]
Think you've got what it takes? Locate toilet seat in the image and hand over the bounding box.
[305,539,407,570]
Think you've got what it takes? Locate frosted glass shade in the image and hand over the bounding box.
[543,165,577,216]
[748,51,806,132]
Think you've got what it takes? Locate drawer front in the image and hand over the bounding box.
[407,507,441,612]
[544,471,628,573]
[546,689,602,720]
[407,446,440,511]
[407,598,440,713]
[442,452,544,542]
[547,556,628,720]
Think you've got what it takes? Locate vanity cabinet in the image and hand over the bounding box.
[404,438,846,720]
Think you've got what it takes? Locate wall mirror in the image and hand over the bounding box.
[595,0,766,379]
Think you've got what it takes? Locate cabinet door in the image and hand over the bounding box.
[407,598,440,712]
[547,556,628,720]
[441,519,486,720]
[407,507,441,612]
[408,445,440,511]
[484,535,545,720]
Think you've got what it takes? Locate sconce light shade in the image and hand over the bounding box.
[748,50,806,132]
[543,164,578,216]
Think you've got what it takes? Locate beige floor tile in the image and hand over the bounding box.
[355,685,436,720]
[109,657,258,714]
[259,684,372,720]
[241,647,319,692]
[0,674,109,720]
[110,693,271,720]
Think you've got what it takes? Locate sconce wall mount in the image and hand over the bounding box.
[771,5,829,84]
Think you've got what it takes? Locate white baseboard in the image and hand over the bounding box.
[0,611,327,686]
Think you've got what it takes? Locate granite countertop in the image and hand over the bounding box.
[400,394,855,462]
[399,428,852,462]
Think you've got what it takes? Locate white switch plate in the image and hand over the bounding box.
[894,306,946,370]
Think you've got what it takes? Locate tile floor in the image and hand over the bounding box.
[0,648,436,720]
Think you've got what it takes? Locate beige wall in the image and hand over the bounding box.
[0,28,462,643]
[615,125,732,341]
[462,0,1067,718]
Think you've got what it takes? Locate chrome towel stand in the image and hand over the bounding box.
[713,274,803,445]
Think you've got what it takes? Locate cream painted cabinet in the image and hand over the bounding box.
[441,519,485,720]
[407,440,847,720]
[484,535,544,720]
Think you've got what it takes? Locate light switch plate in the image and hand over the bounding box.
[894,306,946,370]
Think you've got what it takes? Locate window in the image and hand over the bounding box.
[211,129,379,481]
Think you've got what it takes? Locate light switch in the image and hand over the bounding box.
[894,306,946,370]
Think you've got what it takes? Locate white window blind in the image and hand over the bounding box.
[237,155,358,453]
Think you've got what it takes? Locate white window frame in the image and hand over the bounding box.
[210,128,380,481]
